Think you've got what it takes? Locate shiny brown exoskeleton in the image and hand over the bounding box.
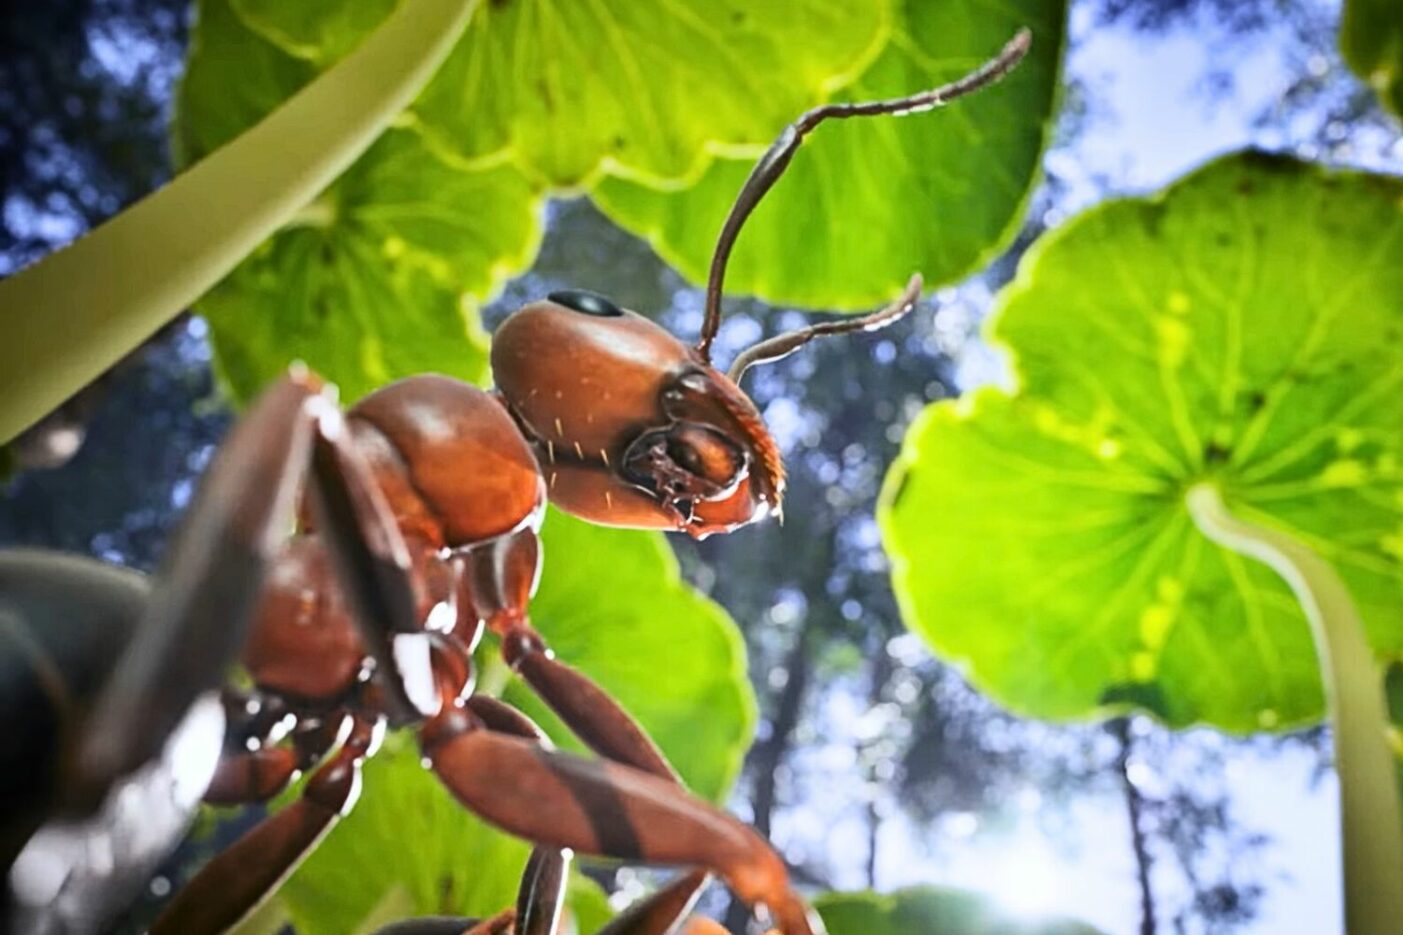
[2,31,1031,935]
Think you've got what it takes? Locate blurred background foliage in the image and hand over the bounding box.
[2,0,1401,932]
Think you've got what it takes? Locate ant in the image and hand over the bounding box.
[2,29,1030,935]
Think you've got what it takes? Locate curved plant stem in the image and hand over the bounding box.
[0,0,481,444]
[1187,483,1403,934]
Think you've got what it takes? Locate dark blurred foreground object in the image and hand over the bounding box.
[0,551,222,935]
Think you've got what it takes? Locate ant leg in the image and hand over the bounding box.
[468,530,713,931]
[204,704,351,805]
[69,373,333,801]
[596,869,711,935]
[464,528,675,781]
[500,624,676,781]
[466,696,570,935]
[303,399,438,724]
[421,709,824,935]
[465,911,517,935]
[151,716,382,935]
[467,697,711,935]
[202,746,301,805]
[69,370,429,802]
[516,847,570,935]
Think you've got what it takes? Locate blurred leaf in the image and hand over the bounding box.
[178,0,541,404]
[279,738,612,935]
[816,886,1103,934]
[233,0,891,187]
[1341,0,1403,118]
[564,874,614,935]
[504,508,758,802]
[880,152,1403,730]
[593,0,1066,310]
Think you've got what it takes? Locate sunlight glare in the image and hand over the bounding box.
[990,840,1061,919]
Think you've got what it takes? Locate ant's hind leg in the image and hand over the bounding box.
[422,708,823,935]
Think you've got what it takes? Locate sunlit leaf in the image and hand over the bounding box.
[178,0,541,403]
[233,0,892,187]
[880,152,1403,730]
[1341,0,1403,118]
[232,0,397,64]
[593,0,1066,310]
[278,738,611,935]
[504,508,758,802]
[816,886,1102,934]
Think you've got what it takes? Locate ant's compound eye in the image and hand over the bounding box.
[548,289,623,317]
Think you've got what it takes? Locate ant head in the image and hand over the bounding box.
[491,289,783,539]
[491,31,1030,538]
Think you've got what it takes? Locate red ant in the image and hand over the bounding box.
[2,30,1029,935]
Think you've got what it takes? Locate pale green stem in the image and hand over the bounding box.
[1187,483,1403,935]
[0,0,481,444]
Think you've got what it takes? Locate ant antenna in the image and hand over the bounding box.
[695,27,1033,362]
[728,274,922,384]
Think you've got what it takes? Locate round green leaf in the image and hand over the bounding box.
[197,127,537,403]
[233,0,891,188]
[277,738,611,935]
[880,152,1403,731]
[1342,0,1403,118]
[179,0,541,404]
[816,887,1102,935]
[592,0,1066,310]
[504,508,758,802]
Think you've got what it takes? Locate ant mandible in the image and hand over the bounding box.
[6,29,1030,935]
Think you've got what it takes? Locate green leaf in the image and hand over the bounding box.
[278,738,611,935]
[179,0,541,404]
[880,152,1403,731]
[1341,0,1403,118]
[593,0,1066,310]
[233,0,891,188]
[816,887,1102,935]
[503,508,758,802]
[233,0,399,65]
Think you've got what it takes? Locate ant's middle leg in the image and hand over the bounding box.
[151,715,383,935]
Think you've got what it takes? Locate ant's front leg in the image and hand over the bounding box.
[460,529,675,782]
[204,693,350,805]
[421,706,824,935]
[68,370,431,804]
[152,715,384,934]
